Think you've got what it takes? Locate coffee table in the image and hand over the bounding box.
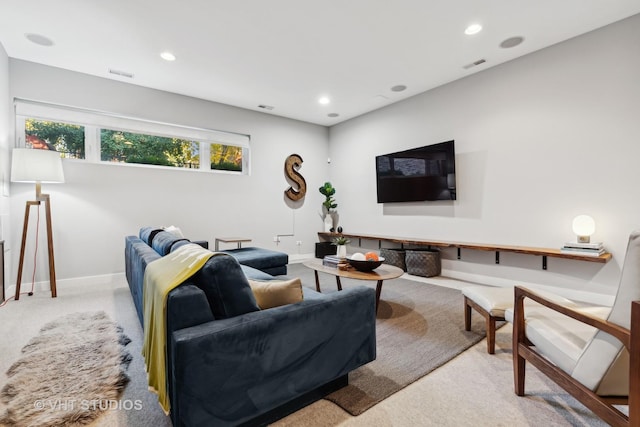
[303,258,404,313]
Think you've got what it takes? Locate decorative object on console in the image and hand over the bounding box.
[572,214,596,243]
[561,241,605,257]
[11,148,65,300]
[319,181,339,230]
[283,154,307,201]
[324,215,333,232]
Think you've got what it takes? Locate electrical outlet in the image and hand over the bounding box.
[296,240,302,246]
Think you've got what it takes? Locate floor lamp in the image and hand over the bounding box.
[10,148,65,300]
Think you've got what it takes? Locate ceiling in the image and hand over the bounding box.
[1,1,639,127]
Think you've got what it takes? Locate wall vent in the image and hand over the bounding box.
[463,59,486,70]
[108,68,134,78]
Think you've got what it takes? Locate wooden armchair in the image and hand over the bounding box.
[513,231,640,427]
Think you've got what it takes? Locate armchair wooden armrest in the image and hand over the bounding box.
[513,286,630,351]
[512,285,640,427]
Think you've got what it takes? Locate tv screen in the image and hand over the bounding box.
[376,140,456,203]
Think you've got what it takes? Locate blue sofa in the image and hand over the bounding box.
[125,227,377,426]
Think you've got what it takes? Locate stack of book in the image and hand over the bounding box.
[560,241,605,257]
[323,255,345,268]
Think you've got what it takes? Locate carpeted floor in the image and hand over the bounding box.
[1,311,132,426]
[0,282,172,427]
[0,264,614,426]
[285,263,498,415]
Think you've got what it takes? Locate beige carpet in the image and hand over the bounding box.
[285,263,499,415]
[0,267,615,426]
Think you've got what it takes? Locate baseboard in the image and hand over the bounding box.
[288,253,314,263]
[4,272,126,298]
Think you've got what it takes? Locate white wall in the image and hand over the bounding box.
[6,15,640,302]
[329,15,640,300]
[0,42,10,298]
[8,60,329,287]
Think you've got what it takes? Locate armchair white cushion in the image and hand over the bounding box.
[513,231,640,426]
[506,303,611,377]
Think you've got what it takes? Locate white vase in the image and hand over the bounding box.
[330,211,339,230]
[336,245,347,258]
[323,215,333,232]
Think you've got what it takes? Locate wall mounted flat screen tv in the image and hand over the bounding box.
[376,140,456,203]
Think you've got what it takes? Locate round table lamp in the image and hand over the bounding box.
[572,215,595,243]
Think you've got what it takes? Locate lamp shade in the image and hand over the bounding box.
[11,148,65,183]
[572,215,595,237]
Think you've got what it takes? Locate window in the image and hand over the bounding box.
[14,99,250,174]
[210,143,243,172]
[25,119,85,159]
[100,129,201,169]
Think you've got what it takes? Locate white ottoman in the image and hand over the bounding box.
[462,285,513,354]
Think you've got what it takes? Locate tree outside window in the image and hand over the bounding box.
[100,129,199,168]
[25,119,85,158]
[24,119,244,172]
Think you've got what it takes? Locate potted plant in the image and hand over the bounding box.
[319,182,339,231]
[332,236,350,258]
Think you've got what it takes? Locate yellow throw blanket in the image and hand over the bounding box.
[142,243,217,414]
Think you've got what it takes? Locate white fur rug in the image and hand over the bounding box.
[0,311,132,426]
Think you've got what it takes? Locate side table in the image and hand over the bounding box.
[215,237,252,251]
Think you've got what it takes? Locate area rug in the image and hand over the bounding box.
[287,263,502,416]
[0,311,132,427]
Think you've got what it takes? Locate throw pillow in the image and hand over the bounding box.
[164,225,185,238]
[193,255,260,319]
[248,278,304,309]
[152,231,189,256]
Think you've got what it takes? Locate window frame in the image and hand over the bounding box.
[14,98,251,175]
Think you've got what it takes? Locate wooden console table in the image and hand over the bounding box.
[318,232,611,270]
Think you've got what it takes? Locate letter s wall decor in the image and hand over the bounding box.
[284,154,307,201]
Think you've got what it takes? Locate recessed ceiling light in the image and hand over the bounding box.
[160,52,176,61]
[464,24,482,35]
[500,36,524,48]
[25,33,54,47]
[327,113,339,118]
[391,85,407,92]
[318,96,330,105]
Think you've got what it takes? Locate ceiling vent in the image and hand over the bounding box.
[258,104,274,110]
[108,68,134,78]
[463,59,486,70]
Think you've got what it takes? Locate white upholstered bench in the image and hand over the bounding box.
[463,284,613,355]
[462,286,513,354]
